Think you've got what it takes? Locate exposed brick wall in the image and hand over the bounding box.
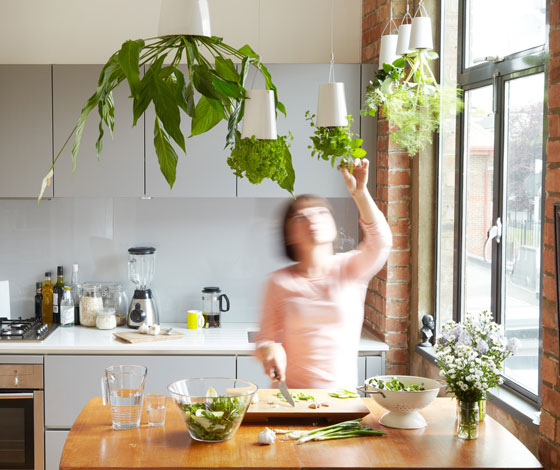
[362,0,410,374]
[539,0,560,467]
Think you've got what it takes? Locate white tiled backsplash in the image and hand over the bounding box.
[0,197,359,323]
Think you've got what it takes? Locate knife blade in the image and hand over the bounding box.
[274,368,295,407]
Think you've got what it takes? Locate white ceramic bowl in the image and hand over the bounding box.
[364,375,441,429]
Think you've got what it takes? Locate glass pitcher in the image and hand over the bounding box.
[201,286,230,328]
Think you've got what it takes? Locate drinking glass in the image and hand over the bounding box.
[145,393,167,427]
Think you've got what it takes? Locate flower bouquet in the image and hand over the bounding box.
[435,311,520,439]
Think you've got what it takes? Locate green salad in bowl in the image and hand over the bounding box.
[168,378,257,442]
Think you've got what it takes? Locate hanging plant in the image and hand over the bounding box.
[227,131,294,195]
[363,51,463,156]
[305,112,366,171]
[38,35,286,201]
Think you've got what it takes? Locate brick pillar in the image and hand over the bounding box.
[362,0,410,375]
[539,1,560,467]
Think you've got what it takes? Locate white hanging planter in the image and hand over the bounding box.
[241,90,277,140]
[396,4,413,55]
[409,1,433,50]
[379,34,399,70]
[316,82,348,127]
[158,0,212,37]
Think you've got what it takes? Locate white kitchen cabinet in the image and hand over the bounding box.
[144,66,236,197]
[0,65,53,198]
[45,430,69,470]
[44,355,235,427]
[365,354,384,379]
[52,65,144,197]
[236,64,362,198]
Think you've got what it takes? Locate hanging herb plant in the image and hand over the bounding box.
[363,50,462,156]
[305,112,366,171]
[227,131,295,195]
[38,35,286,201]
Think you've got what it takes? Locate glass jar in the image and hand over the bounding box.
[79,284,103,327]
[100,283,128,327]
[60,287,74,327]
[96,307,117,330]
[457,401,479,440]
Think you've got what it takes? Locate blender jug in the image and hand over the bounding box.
[127,246,159,328]
[202,287,230,328]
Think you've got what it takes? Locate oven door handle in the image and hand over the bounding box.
[0,392,34,398]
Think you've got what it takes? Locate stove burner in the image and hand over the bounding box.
[0,317,57,341]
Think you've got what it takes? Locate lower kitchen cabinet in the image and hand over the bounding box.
[44,355,235,428]
[45,430,69,470]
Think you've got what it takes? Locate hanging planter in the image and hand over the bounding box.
[316,82,348,127]
[158,0,211,36]
[378,15,400,70]
[396,2,413,56]
[228,89,295,195]
[409,0,433,50]
[38,2,289,201]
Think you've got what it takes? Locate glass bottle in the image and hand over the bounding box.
[70,264,82,326]
[60,287,75,327]
[34,282,43,320]
[52,266,65,324]
[41,272,54,324]
[457,401,479,440]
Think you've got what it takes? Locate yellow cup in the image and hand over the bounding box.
[187,310,204,329]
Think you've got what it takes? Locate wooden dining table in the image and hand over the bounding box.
[60,395,543,470]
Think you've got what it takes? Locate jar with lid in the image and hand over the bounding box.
[100,283,128,326]
[60,287,74,327]
[96,307,117,330]
[79,283,103,327]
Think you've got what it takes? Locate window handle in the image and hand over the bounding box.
[473,55,504,64]
[483,217,502,262]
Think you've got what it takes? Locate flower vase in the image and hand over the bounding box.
[457,401,479,440]
[478,398,486,421]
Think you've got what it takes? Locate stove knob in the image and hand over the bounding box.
[14,376,19,386]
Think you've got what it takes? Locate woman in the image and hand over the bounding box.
[255,158,392,388]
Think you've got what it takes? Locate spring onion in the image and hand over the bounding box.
[328,389,360,399]
[275,392,315,402]
[275,419,385,444]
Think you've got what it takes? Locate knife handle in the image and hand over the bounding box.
[273,368,280,381]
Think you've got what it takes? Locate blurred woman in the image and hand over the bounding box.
[255,158,392,388]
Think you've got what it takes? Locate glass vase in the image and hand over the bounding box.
[457,401,479,440]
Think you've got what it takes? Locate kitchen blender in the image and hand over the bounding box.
[127,246,159,328]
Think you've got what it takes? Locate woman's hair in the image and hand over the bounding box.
[282,195,335,261]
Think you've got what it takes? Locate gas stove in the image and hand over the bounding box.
[0,317,58,341]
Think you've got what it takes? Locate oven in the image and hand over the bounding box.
[0,358,44,470]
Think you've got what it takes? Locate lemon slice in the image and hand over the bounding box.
[206,386,218,397]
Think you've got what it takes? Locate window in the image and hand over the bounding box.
[435,0,546,400]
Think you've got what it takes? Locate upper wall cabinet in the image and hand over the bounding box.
[52,65,144,197]
[0,65,53,198]
[237,64,362,198]
[145,67,235,198]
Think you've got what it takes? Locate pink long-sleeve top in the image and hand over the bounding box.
[256,212,393,389]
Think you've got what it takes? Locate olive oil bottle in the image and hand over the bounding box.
[42,272,54,324]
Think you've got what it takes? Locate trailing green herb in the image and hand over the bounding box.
[275,419,385,444]
[305,112,366,171]
[368,377,425,392]
[328,389,360,399]
[178,395,250,442]
[227,132,295,196]
[275,391,315,402]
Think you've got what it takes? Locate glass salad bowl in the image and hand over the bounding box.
[168,377,257,442]
[360,375,442,429]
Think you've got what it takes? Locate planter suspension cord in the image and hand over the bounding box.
[328,0,335,83]
[415,0,429,18]
[403,1,412,25]
[250,0,262,89]
[381,3,398,36]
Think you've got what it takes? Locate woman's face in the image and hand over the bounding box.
[287,203,337,251]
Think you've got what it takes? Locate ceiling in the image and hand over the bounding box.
[0,0,362,64]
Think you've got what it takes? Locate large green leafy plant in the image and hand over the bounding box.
[39,35,286,200]
[363,50,462,156]
[305,112,366,171]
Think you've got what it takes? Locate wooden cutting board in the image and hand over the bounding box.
[243,389,370,423]
[113,331,184,344]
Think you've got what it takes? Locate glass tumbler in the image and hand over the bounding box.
[145,393,167,427]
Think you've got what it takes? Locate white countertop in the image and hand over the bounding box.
[0,323,389,355]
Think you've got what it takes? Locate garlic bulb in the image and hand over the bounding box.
[138,322,150,334]
[257,427,276,445]
[148,324,160,336]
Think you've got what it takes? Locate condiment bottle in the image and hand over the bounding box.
[34,282,43,320]
[41,272,54,324]
[60,287,74,328]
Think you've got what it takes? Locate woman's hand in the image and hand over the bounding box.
[258,343,287,382]
[341,158,369,197]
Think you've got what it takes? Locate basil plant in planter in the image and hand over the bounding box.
[305,111,366,171]
[363,50,463,156]
[38,35,287,201]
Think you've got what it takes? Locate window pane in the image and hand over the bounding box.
[436,0,460,329]
[502,73,544,395]
[462,86,494,315]
[466,0,546,67]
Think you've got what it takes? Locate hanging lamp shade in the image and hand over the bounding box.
[158,0,211,37]
[409,16,433,50]
[316,83,348,127]
[241,90,277,140]
[378,34,399,70]
[396,23,413,55]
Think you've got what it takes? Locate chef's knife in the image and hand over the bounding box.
[273,368,295,407]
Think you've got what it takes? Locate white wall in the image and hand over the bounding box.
[0,0,362,64]
[0,197,359,323]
